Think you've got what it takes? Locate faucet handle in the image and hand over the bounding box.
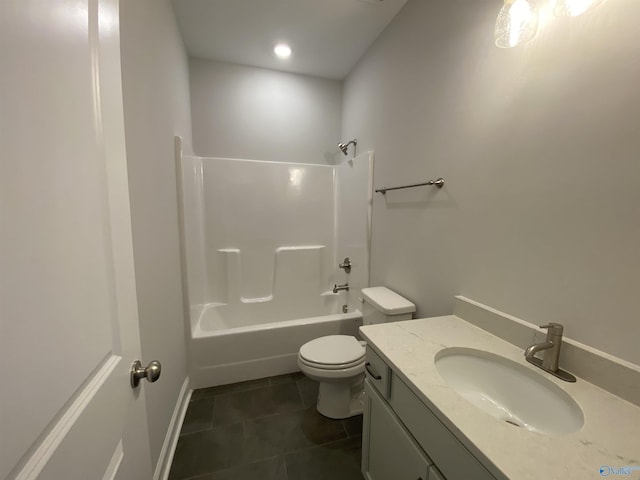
[539,323,564,335]
[338,257,352,273]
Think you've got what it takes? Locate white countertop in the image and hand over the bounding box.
[360,315,640,480]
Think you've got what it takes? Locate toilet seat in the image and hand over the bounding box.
[299,335,365,368]
[298,355,365,371]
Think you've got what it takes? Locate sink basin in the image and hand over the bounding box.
[434,348,584,435]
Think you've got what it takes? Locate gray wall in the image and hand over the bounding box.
[190,58,343,164]
[343,0,640,365]
[120,0,192,467]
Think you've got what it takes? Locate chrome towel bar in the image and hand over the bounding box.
[375,177,445,195]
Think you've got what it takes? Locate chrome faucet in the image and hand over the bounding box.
[524,323,576,382]
[338,257,352,274]
[333,283,350,293]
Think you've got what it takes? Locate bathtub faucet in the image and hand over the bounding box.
[338,257,352,274]
[333,283,350,293]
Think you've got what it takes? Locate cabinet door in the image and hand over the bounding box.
[429,465,446,480]
[363,380,431,480]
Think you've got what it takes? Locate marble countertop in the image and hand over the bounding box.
[360,315,640,480]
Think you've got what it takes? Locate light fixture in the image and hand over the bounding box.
[494,0,539,49]
[273,43,292,59]
[552,0,603,17]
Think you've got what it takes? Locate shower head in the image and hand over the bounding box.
[338,139,357,156]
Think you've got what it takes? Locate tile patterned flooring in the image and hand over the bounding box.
[169,373,364,480]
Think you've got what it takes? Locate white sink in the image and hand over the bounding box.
[434,348,584,435]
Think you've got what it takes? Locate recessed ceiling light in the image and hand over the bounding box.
[274,43,292,59]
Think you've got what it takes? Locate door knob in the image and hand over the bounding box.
[130,360,161,388]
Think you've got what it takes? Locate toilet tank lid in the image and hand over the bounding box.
[361,287,416,315]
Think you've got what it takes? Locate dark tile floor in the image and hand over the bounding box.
[169,373,364,480]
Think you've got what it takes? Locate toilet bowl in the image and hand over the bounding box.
[298,335,366,419]
[298,287,415,419]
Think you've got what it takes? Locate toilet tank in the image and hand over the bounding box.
[361,287,416,325]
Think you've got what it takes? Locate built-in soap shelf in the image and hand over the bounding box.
[217,245,330,304]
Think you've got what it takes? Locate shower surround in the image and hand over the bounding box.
[177,141,373,387]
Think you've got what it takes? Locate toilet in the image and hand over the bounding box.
[297,286,415,419]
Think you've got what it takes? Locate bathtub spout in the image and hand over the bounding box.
[333,283,350,293]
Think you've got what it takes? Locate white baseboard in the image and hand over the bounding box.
[153,376,191,480]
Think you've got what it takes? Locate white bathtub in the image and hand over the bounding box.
[189,297,363,388]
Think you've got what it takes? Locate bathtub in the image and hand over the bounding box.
[189,296,363,388]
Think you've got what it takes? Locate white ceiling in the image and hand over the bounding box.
[171,0,408,80]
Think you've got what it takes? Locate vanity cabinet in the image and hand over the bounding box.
[362,347,497,480]
[363,380,431,480]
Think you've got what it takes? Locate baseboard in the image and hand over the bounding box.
[153,376,191,480]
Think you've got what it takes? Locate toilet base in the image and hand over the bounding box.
[316,375,365,419]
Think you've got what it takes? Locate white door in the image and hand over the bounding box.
[1,1,154,479]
